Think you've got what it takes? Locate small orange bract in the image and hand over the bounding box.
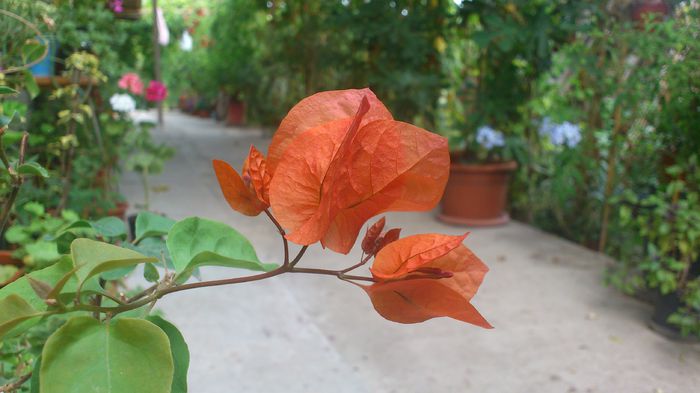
[213,145,270,216]
[366,233,491,327]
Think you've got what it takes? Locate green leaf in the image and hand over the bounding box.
[4,225,29,244]
[0,294,39,339]
[90,216,127,239]
[0,86,18,95]
[0,111,16,127]
[41,316,174,393]
[144,263,160,282]
[167,217,275,282]
[24,70,40,99]
[23,202,45,216]
[135,212,176,242]
[25,240,61,265]
[71,239,157,285]
[17,162,49,178]
[125,237,171,266]
[147,316,190,393]
[0,257,70,312]
[0,256,100,337]
[100,265,137,281]
[30,357,41,393]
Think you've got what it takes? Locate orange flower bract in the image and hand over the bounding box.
[211,88,490,327]
[268,89,450,254]
[213,145,270,216]
[366,233,491,327]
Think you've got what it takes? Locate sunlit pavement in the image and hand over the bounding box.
[121,111,700,393]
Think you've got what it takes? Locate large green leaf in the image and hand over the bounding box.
[147,316,190,393]
[71,239,157,284]
[166,217,276,281]
[135,212,176,242]
[0,258,66,332]
[0,256,103,337]
[41,316,174,393]
[0,294,40,339]
[90,217,127,239]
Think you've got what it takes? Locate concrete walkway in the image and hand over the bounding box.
[121,111,700,393]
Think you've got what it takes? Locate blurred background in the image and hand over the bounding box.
[1,0,699,392]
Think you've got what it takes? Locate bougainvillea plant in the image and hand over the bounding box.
[0,88,490,392]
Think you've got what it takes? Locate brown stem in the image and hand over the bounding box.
[340,253,374,274]
[289,245,308,268]
[290,267,375,282]
[264,209,289,265]
[0,371,32,392]
[0,132,28,239]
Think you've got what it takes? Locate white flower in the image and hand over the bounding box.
[476,125,505,150]
[110,93,136,113]
[179,31,193,52]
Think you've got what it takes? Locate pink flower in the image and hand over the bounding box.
[110,0,124,13]
[145,80,168,102]
[118,73,144,95]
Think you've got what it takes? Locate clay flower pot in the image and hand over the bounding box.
[108,201,129,220]
[0,250,24,288]
[226,100,246,126]
[438,160,517,226]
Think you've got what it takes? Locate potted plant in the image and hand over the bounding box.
[439,126,517,226]
[617,157,700,339]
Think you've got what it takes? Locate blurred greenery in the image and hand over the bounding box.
[1,0,699,342]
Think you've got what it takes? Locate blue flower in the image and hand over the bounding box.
[476,126,505,150]
[539,118,581,148]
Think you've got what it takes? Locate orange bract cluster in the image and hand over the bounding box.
[367,233,491,327]
[212,88,490,326]
[214,88,449,254]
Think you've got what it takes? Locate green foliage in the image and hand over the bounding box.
[135,211,176,243]
[0,294,38,339]
[70,238,156,285]
[610,157,700,336]
[40,316,174,393]
[147,316,190,393]
[4,204,80,269]
[167,217,274,282]
[194,0,449,126]
[453,0,586,136]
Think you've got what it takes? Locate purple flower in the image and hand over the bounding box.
[476,126,505,150]
[539,118,581,148]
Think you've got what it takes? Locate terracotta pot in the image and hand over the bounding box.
[107,201,129,220]
[438,161,517,226]
[631,0,669,25]
[226,100,246,126]
[0,250,24,288]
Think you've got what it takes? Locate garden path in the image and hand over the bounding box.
[121,111,700,393]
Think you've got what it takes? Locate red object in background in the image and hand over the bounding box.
[145,80,168,102]
[631,0,670,23]
[439,160,517,226]
[0,250,24,288]
[226,100,246,126]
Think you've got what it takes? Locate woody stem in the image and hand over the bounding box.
[340,253,374,274]
[264,208,289,266]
